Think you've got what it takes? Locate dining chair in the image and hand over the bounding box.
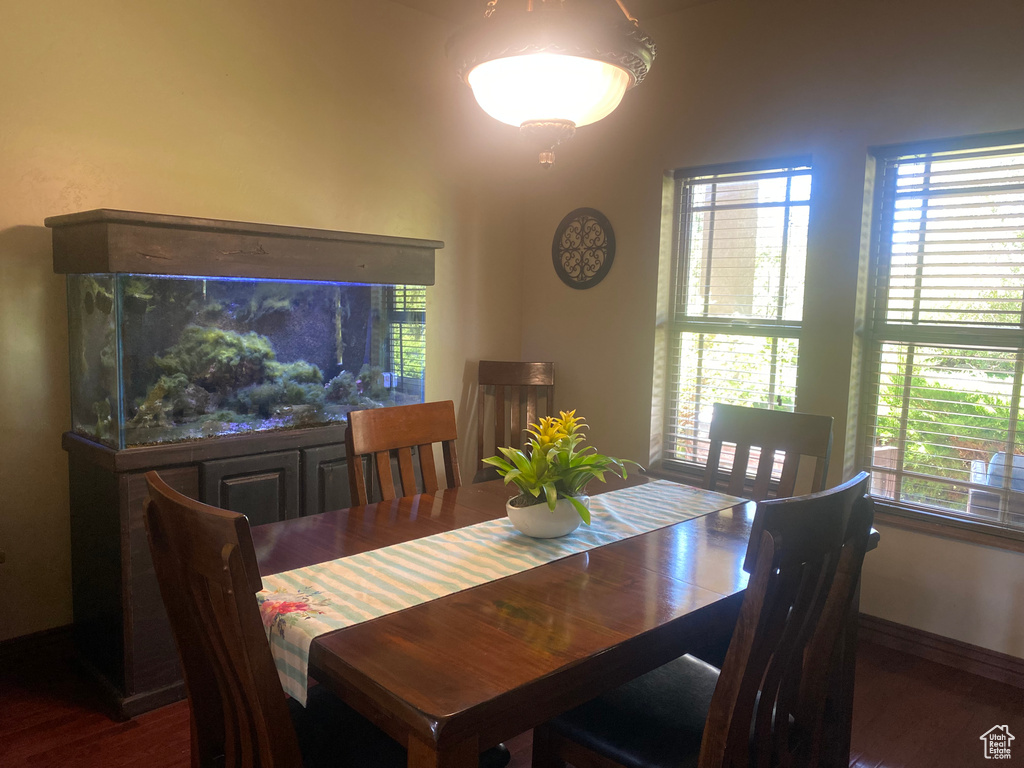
[703,403,834,501]
[144,471,510,768]
[474,360,555,483]
[345,399,462,506]
[532,472,873,768]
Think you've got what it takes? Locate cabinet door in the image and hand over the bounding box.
[302,443,354,516]
[202,451,300,526]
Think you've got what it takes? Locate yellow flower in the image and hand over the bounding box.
[527,415,567,448]
[555,409,587,438]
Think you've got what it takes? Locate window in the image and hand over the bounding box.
[659,159,812,473]
[387,285,427,400]
[862,133,1024,533]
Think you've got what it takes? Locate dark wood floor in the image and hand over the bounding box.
[1,636,1021,768]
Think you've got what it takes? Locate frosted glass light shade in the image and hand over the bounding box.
[467,53,631,128]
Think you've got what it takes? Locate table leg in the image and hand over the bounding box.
[407,732,478,768]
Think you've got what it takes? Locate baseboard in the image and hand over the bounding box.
[0,624,74,660]
[74,654,187,720]
[118,680,187,719]
[859,614,1024,689]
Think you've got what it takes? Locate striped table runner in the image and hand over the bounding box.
[256,480,744,704]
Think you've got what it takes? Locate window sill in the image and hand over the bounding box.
[652,460,787,499]
[649,461,705,487]
[872,501,1024,554]
[655,462,1024,554]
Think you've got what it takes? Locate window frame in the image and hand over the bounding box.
[657,155,813,478]
[859,128,1024,546]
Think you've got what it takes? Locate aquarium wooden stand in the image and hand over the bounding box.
[63,425,356,717]
[49,209,440,716]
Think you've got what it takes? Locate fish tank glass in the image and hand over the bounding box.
[66,274,426,449]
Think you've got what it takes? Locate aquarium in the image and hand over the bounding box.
[67,274,426,449]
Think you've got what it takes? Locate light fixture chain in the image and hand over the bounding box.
[613,0,638,25]
[484,0,498,18]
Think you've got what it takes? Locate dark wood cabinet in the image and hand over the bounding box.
[202,451,301,526]
[63,425,350,717]
[302,443,355,516]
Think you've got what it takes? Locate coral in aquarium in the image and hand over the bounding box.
[268,360,324,385]
[232,361,326,418]
[325,371,358,404]
[356,365,390,402]
[129,373,212,428]
[132,326,342,430]
[324,365,392,408]
[154,325,275,394]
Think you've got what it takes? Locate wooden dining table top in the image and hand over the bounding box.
[251,475,755,767]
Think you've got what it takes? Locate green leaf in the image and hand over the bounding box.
[503,448,534,476]
[543,482,558,510]
[482,456,515,475]
[568,496,591,525]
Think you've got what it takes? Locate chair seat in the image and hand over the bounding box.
[546,654,720,768]
[292,685,511,768]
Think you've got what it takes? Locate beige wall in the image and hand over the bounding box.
[0,0,523,641]
[517,0,1024,657]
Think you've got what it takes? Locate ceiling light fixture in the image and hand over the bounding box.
[446,0,656,167]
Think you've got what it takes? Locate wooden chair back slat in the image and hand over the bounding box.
[477,393,485,476]
[375,449,396,501]
[698,529,779,766]
[795,496,875,766]
[751,447,776,499]
[509,386,522,448]
[144,471,302,768]
[418,443,439,495]
[703,403,834,501]
[726,443,751,497]
[397,447,417,497]
[526,388,539,428]
[443,441,462,489]
[698,471,872,768]
[476,361,555,474]
[494,386,507,450]
[347,425,370,510]
[346,401,461,506]
[777,451,802,497]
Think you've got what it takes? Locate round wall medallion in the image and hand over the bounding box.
[551,208,616,289]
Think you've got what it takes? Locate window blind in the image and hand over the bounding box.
[387,286,426,398]
[863,136,1024,531]
[662,160,811,472]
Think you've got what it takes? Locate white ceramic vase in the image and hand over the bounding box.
[506,495,589,538]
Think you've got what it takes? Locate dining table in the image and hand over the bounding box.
[249,474,802,768]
